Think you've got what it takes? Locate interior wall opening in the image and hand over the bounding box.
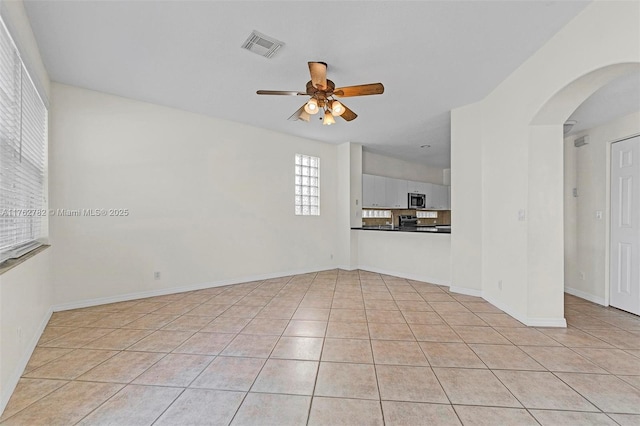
[563,70,640,316]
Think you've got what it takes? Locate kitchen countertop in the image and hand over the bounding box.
[352,225,451,234]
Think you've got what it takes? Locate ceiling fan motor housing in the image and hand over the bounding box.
[306,80,336,98]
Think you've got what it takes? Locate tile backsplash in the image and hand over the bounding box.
[361,209,451,227]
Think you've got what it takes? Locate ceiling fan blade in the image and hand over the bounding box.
[339,103,358,121]
[257,90,307,96]
[287,104,306,121]
[334,83,384,97]
[308,62,327,90]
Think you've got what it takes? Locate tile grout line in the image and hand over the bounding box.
[367,273,387,426]
[305,272,337,426]
[4,271,639,425]
[226,273,305,426]
[30,281,261,425]
[66,322,199,424]
[404,279,464,426]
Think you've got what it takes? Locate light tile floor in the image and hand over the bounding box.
[1,269,640,425]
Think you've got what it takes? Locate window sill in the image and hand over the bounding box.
[0,245,50,276]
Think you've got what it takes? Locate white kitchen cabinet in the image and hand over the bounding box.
[407,180,429,196]
[385,178,407,208]
[430,184,449,210]
[363,174,448,210]
[396,179,408,208]
[424,183,435,208]
[362,174,375,207]
[374,175,387,207]
[363,174,387,207]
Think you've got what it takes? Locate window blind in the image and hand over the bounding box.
[0,18,47,263]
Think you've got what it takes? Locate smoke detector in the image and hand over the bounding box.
[241,30,284,58]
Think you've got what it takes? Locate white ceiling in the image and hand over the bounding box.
[24,0,592,168]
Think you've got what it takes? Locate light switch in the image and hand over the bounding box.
[595,210,602,219]
[518,209,526,221]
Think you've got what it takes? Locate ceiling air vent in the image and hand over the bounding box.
[241,30,284,59]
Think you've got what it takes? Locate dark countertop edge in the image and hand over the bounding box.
[351,227,451,234]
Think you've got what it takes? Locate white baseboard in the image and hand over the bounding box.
[335,264,358,272]
[356,265,450,287]
[1,307,53,415]
[449,286,483,297]
[483,293,567,327]
[564,286,607,306]
[52,266,336,312]
[526,317,568,327]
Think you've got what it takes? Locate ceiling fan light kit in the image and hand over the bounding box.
[298,110,311,122]
[257,61,384,125]
[331,100,345,116]
[304,98,319,114]
[323,110,336,126]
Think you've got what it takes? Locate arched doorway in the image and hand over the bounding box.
[528,63,640,323]
[560,70,640,316]
[450,1,640,327]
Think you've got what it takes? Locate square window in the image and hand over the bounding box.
[294,154,320,216]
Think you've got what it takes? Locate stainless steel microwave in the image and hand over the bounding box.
[408,193,426,209]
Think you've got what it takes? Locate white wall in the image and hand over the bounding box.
[336,143,363,270]
[0,0,52,415]
[362,150,444,184]
[49,83,341,307]
[0,251,52,411]
[564,111,640,305]
[450,102,483,294]
[451,0,640,326]
[564,128,578,298]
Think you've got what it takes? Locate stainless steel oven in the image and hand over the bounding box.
[408,193,426,209]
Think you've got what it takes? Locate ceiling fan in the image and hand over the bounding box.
[257,62,384,125]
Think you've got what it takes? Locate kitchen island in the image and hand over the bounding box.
[351,226,451,286]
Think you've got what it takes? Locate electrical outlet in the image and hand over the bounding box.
[498,280,503,290]
[154,271,161,280]
[579,271,585,280]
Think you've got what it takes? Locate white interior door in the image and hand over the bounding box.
[610,136,640,315]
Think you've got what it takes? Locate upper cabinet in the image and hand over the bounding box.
[428,184,449,209]
[406,180,429,195]
[363,174,450,210]
[385,177,407,208]
[363,174,387,207]
[362,174,375,207]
